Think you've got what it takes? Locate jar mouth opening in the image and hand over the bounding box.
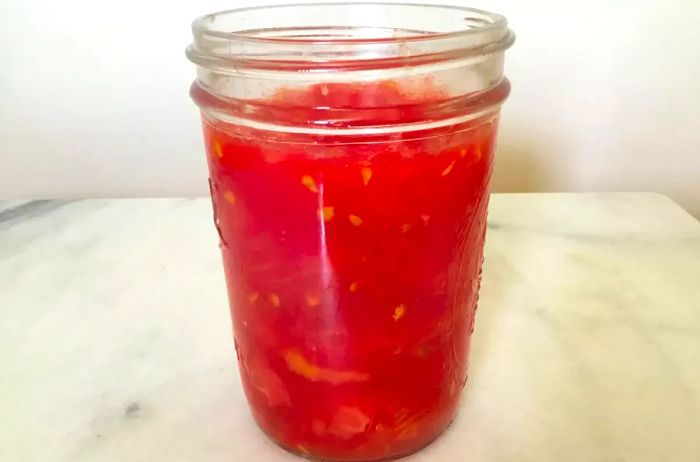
[194,3,507,44]
[187,2,514,71]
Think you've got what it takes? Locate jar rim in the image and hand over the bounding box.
[187,2,514,71]
[193,2,508,44]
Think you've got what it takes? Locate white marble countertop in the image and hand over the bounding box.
[1,193,699,462]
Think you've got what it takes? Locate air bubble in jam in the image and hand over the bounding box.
[201,80,497,461]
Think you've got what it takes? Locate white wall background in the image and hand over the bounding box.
[2,0,699,215]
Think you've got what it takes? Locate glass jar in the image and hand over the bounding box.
[187,3,513,460]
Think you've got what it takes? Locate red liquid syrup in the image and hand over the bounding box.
[196,80,500,461]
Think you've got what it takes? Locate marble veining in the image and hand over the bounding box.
[1,193,699,462]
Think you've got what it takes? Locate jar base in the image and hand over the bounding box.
[256,412,458,462]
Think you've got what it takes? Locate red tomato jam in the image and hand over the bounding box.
[200,81,498,461]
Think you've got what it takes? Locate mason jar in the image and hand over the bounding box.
[187,3,514,460]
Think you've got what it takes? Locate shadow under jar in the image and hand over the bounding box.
[187,3,514,461]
